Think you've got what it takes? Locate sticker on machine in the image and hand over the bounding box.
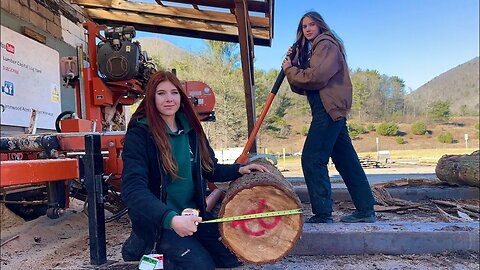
[51,83,60,103]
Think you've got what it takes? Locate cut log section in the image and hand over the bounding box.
[435,150,479,187]
[218,159,303,264]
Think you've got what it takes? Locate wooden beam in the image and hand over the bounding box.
[162,0,269,13]
[83,8,271,45]
[234,0,257,154]
[71,0,270,29]
[268,0,274,40]
[246,14,255,60]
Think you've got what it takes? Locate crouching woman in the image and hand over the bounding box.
[121,70,267,269]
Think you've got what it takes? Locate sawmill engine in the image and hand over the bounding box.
[97,26,154,84]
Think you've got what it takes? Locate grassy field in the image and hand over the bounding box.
[272,148,478,168]
[258,116,480,165]
[358,148,478,163]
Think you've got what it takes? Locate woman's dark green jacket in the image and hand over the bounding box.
[121,118,242,244]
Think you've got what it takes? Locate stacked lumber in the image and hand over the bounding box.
[359,156,386,168]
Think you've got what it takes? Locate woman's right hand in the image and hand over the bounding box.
[282,47,299,71]
[171,215,202,237]
[282,55,292,71]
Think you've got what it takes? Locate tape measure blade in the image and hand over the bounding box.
[201,208,302,224]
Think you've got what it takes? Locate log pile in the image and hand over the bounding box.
[218,159,303,264]
[359,156,387,168]
[435,150,479,187]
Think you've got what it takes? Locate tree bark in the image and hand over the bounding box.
[435,150,479,187]
[218,159,303,264]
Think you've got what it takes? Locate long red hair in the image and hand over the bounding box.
[129,70,213,178]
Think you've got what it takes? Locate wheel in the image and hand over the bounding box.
[55,111,76,132]
[46,207,65,219]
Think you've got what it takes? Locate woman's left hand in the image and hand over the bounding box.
[238,164,269,174]
[281,56,292,71]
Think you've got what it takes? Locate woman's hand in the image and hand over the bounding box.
[282,56,292,71]
[238,164,269,174]
[282,47,299,71]
[171,215,202,237]
[288,47,299,65]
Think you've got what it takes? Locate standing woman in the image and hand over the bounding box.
[121,70,267,269]
[281,11,376,223]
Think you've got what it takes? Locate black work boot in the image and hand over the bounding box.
[340,210,376,223]
[121,231,148,261]
[305,215,334,223]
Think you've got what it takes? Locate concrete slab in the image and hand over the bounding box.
[288,174,438,188]
[295,186,480,203]
[292,222,480,255]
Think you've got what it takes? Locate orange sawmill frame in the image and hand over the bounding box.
[80,21,143,131]
[0,22,139,192]
[0,133,125,190]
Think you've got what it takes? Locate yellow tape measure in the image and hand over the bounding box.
[201,208,303,224]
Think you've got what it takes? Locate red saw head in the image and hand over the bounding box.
[182,81,216,122]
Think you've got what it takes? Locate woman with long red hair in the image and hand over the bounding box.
[121,70,267,269]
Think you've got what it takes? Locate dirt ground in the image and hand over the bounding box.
[1,198,479,269]
[1,163,479,270]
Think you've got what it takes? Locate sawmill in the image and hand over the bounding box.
[1,1,478,269]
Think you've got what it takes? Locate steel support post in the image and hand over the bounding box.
[84,134,106,265]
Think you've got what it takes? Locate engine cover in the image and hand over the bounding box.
[97,41,140,81]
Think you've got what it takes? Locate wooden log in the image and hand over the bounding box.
[218,159,303,265]
[435,150,480,187]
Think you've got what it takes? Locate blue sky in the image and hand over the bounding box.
[138,0,479,91]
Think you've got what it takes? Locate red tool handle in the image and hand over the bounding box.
[235,42,298,164]
[235,92,276,164]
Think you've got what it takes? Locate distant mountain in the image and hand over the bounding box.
[137,37,192,68]
[406,57,479,115]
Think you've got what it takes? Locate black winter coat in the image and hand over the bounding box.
[121,120,242,244]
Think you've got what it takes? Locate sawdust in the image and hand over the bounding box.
[1,199,130,270]
[1,204,25,230]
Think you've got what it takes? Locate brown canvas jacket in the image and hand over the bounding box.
[285,33,352,121]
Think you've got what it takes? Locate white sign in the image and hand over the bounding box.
[464,134,469,141]
[214,147,243,164]
[1,25,61,129]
